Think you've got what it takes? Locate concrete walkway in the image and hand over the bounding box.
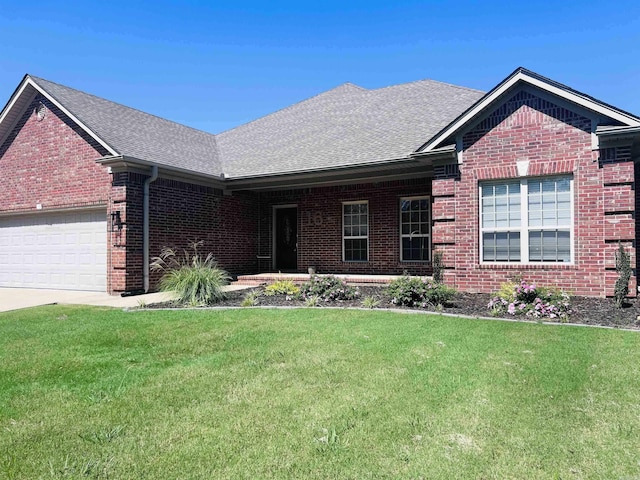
[0,284,250,312]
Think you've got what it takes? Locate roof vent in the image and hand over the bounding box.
[35,102,46,121]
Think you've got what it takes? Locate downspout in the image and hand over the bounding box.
[143,166,159,293]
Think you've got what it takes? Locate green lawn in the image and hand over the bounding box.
[1,306,639,479]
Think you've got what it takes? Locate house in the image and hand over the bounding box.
[0,68,639,297]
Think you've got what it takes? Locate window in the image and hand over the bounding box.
[480,176,573,263]
[343,201,368,261]
[400,196,431,261]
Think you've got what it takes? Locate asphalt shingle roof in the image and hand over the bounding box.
[217,80,484,178]
[29,76,224,177]
[28,75,485,179]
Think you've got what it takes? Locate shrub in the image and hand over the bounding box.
[387,274,456,308]
[614,243,631,308]
[150,241,230,306]
[264,280,300,297]
[241,291,260,307]
[361,296,381,309]
[487,280,571,320]
[299,275,359,302]
[304,295,321,307]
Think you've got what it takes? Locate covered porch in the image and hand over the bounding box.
[222,153,451,280]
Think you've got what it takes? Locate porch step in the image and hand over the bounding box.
[234,273,408,287]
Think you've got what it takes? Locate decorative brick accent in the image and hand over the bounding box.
[602,161,634,185]
[432,197,455,221]
[603,184,634,213]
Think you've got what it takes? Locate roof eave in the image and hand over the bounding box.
[97,155,226,186]
[223,155,436,191]
[596,125,640,138]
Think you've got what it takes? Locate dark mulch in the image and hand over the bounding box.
[147,285,640,330]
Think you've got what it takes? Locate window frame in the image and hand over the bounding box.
[479,176,574,265]
[342,200,369,262]
[399,195,431,262]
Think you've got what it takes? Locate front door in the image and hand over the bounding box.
[274,207,297,271]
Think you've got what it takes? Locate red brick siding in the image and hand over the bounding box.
[148,179,259,289]
[258,178,433,275]
[110,176,259,294]
[437,89,636,297]
[0,95,111,213]
[109,172,144,293]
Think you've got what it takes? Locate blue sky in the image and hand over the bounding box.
[0,0,638,133]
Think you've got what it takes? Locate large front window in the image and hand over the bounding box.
[343,201,368,261]
[400,196,430,261]
[480,176,573,263]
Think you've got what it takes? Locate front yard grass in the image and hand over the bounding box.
[1,306,639,479]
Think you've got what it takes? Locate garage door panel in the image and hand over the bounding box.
[0,210,107,291]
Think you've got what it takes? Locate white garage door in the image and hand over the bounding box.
[0,210,107,291]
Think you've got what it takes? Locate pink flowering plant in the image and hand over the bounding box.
[387,274,456,308]
[488,280,571,321]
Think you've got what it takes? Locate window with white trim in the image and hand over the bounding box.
[480,176,573,263]
[400,196,431,261]
[343,201,368,261]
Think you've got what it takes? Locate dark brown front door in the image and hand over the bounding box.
[275,207,297,271]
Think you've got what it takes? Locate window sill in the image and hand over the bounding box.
[478,263,576,270]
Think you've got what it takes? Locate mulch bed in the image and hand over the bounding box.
[147,285,640,330]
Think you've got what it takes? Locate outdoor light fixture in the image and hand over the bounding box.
[110,211,122,232]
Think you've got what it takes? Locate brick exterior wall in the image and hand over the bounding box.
[0,95,111,213]
[258,178,433,275]
[110,176,260,294]
[109,172,144,293]
[432,89,637,297]
[147,180,259,290]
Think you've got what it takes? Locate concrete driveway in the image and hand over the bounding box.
[0,284,250,312]
[0,288,175,312]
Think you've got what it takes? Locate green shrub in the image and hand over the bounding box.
[150,241,230,306]
[488,280,571,320]
[264,280,300,297]
[387,274,456,308]
[299,275,359,302]
[614,243,631,308]
[361,296,381,309]
[241,291,260,307]
[304,295,321,307]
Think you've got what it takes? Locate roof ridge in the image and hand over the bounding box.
[217,82,367,136]
[370,77,485,95]
[28,74,220,139]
